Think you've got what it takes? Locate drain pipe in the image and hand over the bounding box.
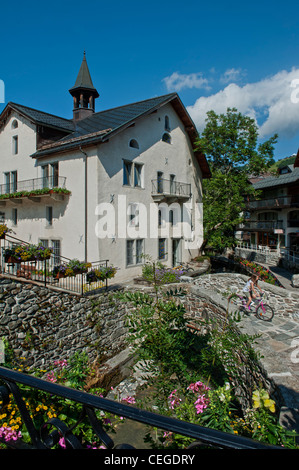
[79,146,88,262]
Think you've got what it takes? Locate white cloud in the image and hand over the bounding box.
[187,68,299,139]
[162,71,210,92]
[220,68,244,84]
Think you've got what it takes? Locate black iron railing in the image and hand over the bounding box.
[0,176,67,196]
[0,366,278,450]
[151,178,191,198]
[239,220,284,231]
[0,235,109,295]
[246,194,299,210]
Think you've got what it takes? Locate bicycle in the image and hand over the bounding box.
[236,293,274,322]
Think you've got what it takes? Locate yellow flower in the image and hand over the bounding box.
[264,398,275,413]
[252,390,261,409]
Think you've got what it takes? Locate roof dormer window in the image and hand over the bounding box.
[129,139,139,149]
[162,132,171,144]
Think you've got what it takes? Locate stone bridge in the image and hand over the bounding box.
[183,272,299,436]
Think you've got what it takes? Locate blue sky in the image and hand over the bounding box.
[1,0,299,160]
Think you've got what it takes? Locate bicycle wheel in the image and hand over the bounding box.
[256,304,274,321]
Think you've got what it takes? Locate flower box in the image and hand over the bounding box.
[0,224,10,239]
[86,266,117,283]
[4,243,53,264]
[5,255,20,264]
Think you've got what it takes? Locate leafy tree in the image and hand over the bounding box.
[195,108,278,252]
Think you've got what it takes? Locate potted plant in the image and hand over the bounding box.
[86,265,117,283]
[52,264,69,278]
[67,259,91,274]
[4,244,37,263]
[52,259,92,278]
[35,243,53,260]
[0,224,10,239]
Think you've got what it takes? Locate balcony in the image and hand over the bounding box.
[151,178,191,202]
[246,195,299,210]
[0,177,70,205]
[240,220,284,231]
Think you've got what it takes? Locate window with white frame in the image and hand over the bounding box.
[51,240,61,264]
[158,238,166,260]
[4,171,17,193]
[136,239,143,265]
[42,163,59,188]
[126,239,144,266]
[123,160,143,188]
[128,203,139,227]
[134,163,143,187]
[12,136,18,155]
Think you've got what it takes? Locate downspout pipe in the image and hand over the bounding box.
[79,146,88,262]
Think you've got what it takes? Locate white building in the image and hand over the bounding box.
[0,54,210,282]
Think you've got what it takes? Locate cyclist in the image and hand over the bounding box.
[242,274,263,310]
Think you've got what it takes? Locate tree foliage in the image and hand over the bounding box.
[196,108,278,252]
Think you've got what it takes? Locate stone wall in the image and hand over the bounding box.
[0,277,129,370]
[1,272,298,416]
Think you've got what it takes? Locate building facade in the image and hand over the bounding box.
[0,54,210,281]
[238,161,299,254]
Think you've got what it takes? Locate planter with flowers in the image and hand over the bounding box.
[0,224,11,240]
[86,266,117,283]
[52,259,92,279]
[4,243,53,263]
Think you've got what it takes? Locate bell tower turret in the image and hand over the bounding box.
[69,52,99,121]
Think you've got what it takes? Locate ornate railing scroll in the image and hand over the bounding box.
[0,366,279,450]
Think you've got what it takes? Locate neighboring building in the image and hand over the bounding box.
[238,162,299,253]
[0,54,210,281]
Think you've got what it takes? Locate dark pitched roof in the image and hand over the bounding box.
[31,92,211,178]
[0,102,74,132]
[252,167,299,189]
[71,93,179,139]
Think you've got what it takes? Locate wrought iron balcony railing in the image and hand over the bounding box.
[151,178,191,201]
[239,220,284,231]
[0,176,67,197]
[0,366,278,450]
[246,195,299,210]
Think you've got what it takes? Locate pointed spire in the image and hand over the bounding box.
[69,52,99,121]
[69,52,99,96]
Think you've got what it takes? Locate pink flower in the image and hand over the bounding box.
[46,371,57,383]
[59,436,66,448]
[0,426,22,442]
[187,381,210,393]
[168,390,182,409]
[122,396,136,404]
[194,394,209,414]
